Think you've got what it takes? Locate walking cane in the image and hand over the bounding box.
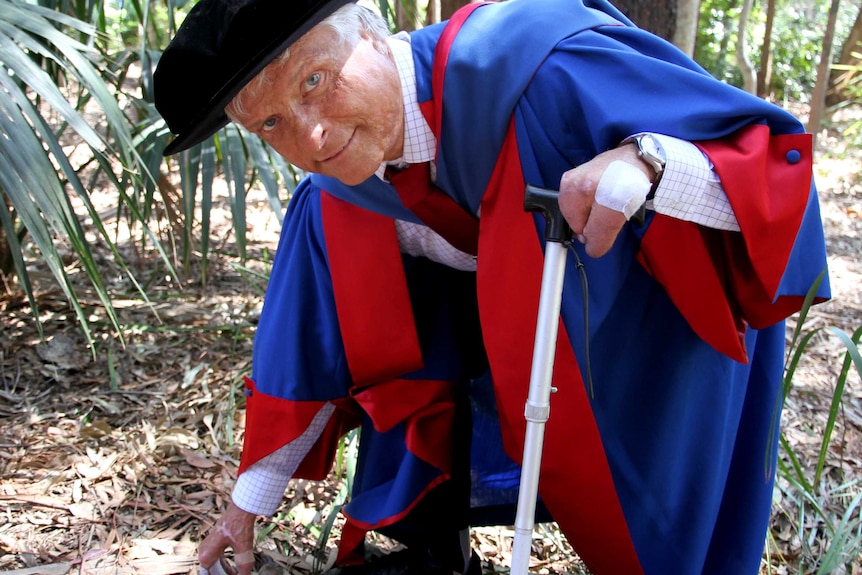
[510,185,573,575]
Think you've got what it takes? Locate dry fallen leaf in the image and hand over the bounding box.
[68,502,97,520]
[181,448,217,469]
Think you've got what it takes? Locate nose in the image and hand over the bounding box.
[309,122,327,152]
[294,110,327,153]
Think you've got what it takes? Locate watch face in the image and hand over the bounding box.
[639,134,666,171]
[642,135,663,160]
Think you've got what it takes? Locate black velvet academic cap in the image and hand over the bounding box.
[154,0,354,156]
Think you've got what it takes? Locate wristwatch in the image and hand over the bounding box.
[622,133,666,200]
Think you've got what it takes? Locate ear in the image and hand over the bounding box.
[361,30,391,57]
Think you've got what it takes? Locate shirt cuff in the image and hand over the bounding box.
[231,402,336,516]
[232,462,293,516]
[647,133,741,232]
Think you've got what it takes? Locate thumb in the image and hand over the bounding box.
[199,558,232,575]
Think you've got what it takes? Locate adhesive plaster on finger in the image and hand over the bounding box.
[235,550,256,566]
[594,160,652,220]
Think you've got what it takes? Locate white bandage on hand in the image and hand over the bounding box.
[594,160,653,220]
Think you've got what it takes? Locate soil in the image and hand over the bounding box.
[0,107,860,575]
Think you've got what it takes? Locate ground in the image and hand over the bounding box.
[0,108,860,575]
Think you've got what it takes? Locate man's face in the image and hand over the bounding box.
[229,24,404,186]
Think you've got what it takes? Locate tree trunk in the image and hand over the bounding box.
[736,0,757,94]
[426,0,441,25]
[613,0,677,42]
[427,0,472,25]
[439,0,463,20]
[672,0,701,57]
[428,0,695,54]
[396,0,422,32]
[715,0,739,81]
[757,0,777,98]
[826,4,862,106]
[808,0,842,141]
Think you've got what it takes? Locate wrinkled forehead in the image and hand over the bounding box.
[226,23,349,119]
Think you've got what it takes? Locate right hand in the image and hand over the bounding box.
[558,143,653,258]
[198,502,258,575]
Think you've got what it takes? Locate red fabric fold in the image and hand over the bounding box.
[638,217,749,362]
[239,377,358,476]
[334,381,457,564]
[478,121,645,575]
[639,125,816,362]
[353,378,456,474]
[323,192,459,564]
[698,125,813,306]
[388,163,479,255]
[425,2,486,137]
[336,474,449,565]
[321,191,424,385]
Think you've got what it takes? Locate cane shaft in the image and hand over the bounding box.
[510,241,568,575]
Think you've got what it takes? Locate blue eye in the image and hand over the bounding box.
[306,73,320,88]
[262,117,277,132]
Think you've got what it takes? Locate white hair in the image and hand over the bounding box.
[226,3,390,121]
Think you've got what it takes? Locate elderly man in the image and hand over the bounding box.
[154,1,830,574]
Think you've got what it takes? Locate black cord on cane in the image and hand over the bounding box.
[568,245,595,400]
[523,184,596,400]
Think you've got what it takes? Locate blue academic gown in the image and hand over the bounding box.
[240,1,831,574]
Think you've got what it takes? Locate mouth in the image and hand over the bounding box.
[321,132,354,164]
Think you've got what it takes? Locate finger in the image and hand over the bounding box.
[199,504,257,569]
[200,558,231,575]
[234,550,256,575]
[581,204,626,258]
[198,528,230,570]
[198,544,224,569]
[202,527,252,575]
[558,168,598,236]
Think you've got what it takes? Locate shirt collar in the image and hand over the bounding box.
[375,33,437,181]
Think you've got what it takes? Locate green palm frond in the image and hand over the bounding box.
[0,0,314,347]
[0,0,154,344]
[164,123,300,285]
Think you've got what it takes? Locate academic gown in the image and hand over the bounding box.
[239,1,831,574]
